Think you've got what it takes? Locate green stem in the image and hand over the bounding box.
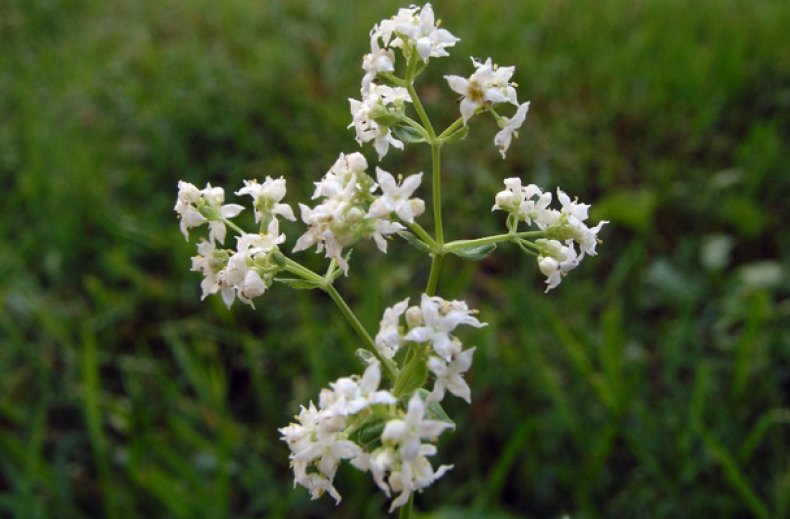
[282,257,398,381]
[324,283,399,381]
[425,253,443,296]
[405,59,437,142]
[405,51,445,298]
[405,221,440,252]
[282,257,324,285]
[401,115,428,135]
[444,230,546,252]
[437,116,465,141]
[424,143,444,296]
[221,218,246,236]
[398,494,415,519]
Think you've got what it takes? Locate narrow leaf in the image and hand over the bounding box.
[398,231,431,253]
[449,243,497,260]
[392,124,427,144]
[274,278,322,290]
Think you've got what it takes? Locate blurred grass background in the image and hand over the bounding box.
[1,0,789,517]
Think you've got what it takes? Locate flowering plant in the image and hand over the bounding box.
[175,3,607,515]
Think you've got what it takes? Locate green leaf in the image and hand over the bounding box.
[398,231,431,253]
[273,278,322,290]
[449,243,497,260]
[393,346,428,397]
[416,388,454,426]
[356,419,387,448]
[392,124,427,144]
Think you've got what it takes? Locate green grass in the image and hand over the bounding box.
[1,0,789,517]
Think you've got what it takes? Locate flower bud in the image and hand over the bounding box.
[405,306,423,328]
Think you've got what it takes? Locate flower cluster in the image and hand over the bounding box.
[279,362,455,512]
[279,362,395,504]
[493,178,609,291]
[176,178,295,308]
[293,152,424,274]
[176,3,609,515]
[174,181,244,244]
[375,294,486,403]
[445,58,531,158]
[349,84,412,159]
[370,3,459,66]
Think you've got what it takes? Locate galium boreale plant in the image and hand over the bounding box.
[175,3,608,516]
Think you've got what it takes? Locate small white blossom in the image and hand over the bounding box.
[174,181,244,243]
[319,363,396,416]
[367,169,425,224]
[215,220,285,308]
[494,101,530,158]
[361,32,395,92]
[492,178,553,226]
[349,85,412,159]
[236,176,296,224]
[294,153,411,273]
[445,57,519,124]
[404,294,486,362]
[190,240,230,302]
[375,297,410,359]
[427,347,475,404]
[537,239,583,292]
[555,189,609,256]
[375,4,459,63]
[380,393,454,512]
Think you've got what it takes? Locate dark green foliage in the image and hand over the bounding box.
[1,0,788,517]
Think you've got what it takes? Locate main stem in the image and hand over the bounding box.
[405,54,444,298]
[324,283,399,381]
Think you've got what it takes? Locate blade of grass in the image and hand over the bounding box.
[81,325,119,519]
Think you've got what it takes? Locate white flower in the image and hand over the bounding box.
[190,239,230,302]
[361,32,395,92]
[367,168,425,224]
[319,363,396,417]
[492,178,553,227]
[312,152,370,201]
[387,444,453,512]
[427,347,475,403]
[294,153,408,273]
[445,57,519,124]
[375,297,410,359]
[236,177,296,224]
[537,239,582,292]
[555,188,609,255]
[494,101,530,158]
[216,221,285,308]
[375,4,459,63]
[174,181,244,244]
[404,294,486,362]
[492,177,524,213]
[348,85,411,159]
[380,393,454,512]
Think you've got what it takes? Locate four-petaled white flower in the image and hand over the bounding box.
[236,176,296,224]
[445,57,519,124]
[405,294,486,362]
[494,101,530,158]
[367,168,425,223]
[427,347,475,403]
[175,181,244,244]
